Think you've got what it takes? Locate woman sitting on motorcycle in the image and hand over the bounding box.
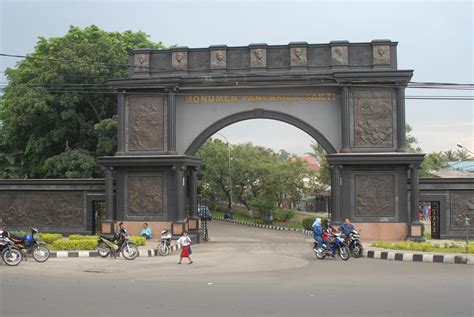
[323,219,338,255]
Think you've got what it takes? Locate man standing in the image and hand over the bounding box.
[338,218,355,236]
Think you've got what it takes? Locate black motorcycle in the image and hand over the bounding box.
[97,229,139,260]
[10,228,50,262]
[0,235,22,266]
[346,229,363,258]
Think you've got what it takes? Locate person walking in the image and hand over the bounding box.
[177,231,193,264]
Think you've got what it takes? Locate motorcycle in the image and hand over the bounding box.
[314,232,350,261]
[346,228,363,258]
[10,227,50,262]
[97,229,139,260]
[157,229,172,256]
[0,235,22,266]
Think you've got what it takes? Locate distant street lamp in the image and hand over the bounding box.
[457,143,474,155]
[215,132,234,219]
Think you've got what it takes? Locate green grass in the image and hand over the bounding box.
[371,241,474,254]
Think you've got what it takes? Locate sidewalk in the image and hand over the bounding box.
[49,240,181,258]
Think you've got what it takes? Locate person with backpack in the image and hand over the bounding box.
[177,231,193,264]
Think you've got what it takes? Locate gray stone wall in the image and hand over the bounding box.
[0,180,104,234]
[419,178,474,239]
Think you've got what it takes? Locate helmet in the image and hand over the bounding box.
[24,234,33,243]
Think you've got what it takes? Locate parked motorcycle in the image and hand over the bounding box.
[157,229,172,256]
[97,229,138,260]
[314,233,350,261]
[10,228,50,262]
[0,235,22,266]
[346,228,363,258]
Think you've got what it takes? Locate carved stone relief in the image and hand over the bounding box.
[0,191,84,227]
[355,175,395,217]
[450,192,474,230]
[331,46,348,65]
[290,47,307,66]
[354,90,393,148]
[373,45,391,65]
[127,176,164,216]
[210,50,226,69]
[172,51,188,70]
[250,48,266,68]
[128,96,164,151]
[134,53,149,72]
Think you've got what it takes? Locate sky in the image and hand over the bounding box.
[1,0,473,156]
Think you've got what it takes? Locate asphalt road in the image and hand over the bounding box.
[1,221,473,317]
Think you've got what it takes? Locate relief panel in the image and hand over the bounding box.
[450,192,474,230]
[127,176,164,216]
[250,48,267,68]
[0,191,84,227]
[210,50,226,69]
[355,175,395,217]
[127,96,164,151]
[354,90,393,148]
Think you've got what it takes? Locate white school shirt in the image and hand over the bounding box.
[177,236,191,246]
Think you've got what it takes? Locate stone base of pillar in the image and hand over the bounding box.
[407,222,425,242]
[101,221,115,233]
[187,217,200,231]
[172,221,187,236]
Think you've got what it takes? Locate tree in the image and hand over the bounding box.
[455,149,472,161]
[305,141,326,162]
[197,140,312,213]
[0,25,166,178]
[420,152,448,177]
[443,150,458,161]
[406,124,422,153]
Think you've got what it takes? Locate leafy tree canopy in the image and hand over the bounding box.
[0,25,166,178]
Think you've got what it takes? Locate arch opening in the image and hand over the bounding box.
[184,109,337,156]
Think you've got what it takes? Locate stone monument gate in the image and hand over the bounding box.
[99,40,425,240]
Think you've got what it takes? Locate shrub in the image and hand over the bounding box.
[372,241,394,249]
[450,242,459,248]
[302,217,316,231]
[68,235,98,240]
[129,236,146,246]
[466,245,474,254]
[39,233,63,244]
[443,242,449,249]
[51,239,97,250]
[273,209,296,222]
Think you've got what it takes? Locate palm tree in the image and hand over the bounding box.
[443,150,458,161]
[305,142,326,162]
[456,149,472,161]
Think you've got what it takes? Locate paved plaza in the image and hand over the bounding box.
[1,221,473,317]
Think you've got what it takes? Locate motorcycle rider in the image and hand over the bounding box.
[312,218,323,252]
[323,219,338,256]
[0,221,10,238]
[338,218,355,236]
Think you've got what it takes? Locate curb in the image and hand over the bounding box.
[214,217,314,236]
[363,249,474,265]
[215,217,473,265]
[49,244,181,258]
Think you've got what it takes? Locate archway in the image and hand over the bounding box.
[99,40,425,241]
[185,109,337,156]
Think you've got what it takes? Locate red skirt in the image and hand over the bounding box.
[180,245,190,257]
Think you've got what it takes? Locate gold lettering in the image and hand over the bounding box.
[185,96,193,103]
[231,96,238,103]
